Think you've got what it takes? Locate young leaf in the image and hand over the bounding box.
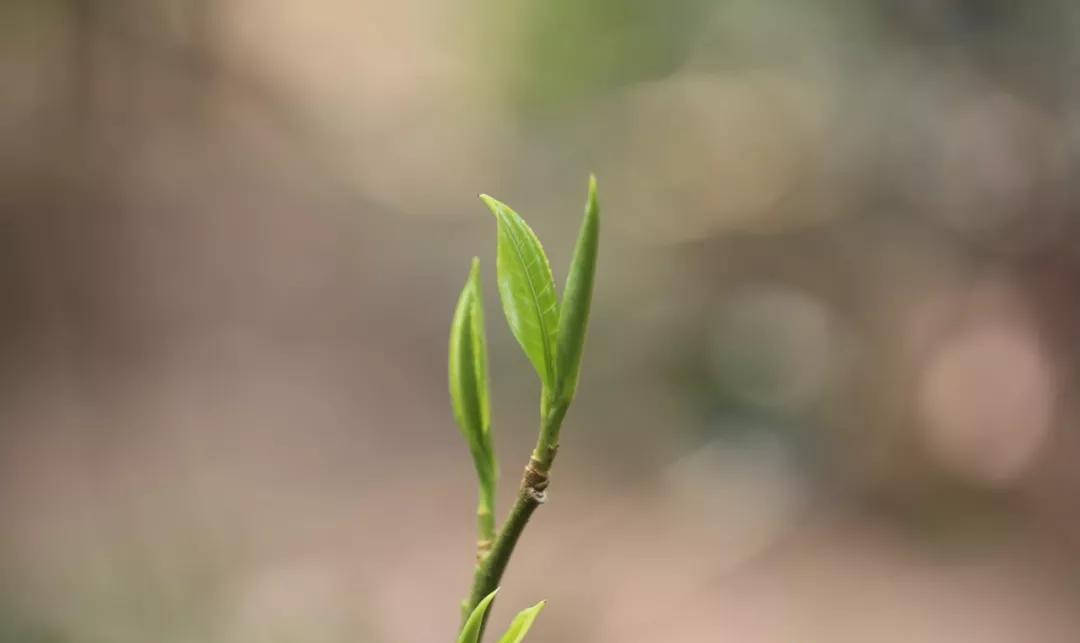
[481,195,560,390]
[458,588,499,643]
[449,258,496,502]
[497,600,546,643]
[554,175,599,403]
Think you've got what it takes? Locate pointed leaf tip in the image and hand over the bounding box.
[458,589,499,643]
[555,176,600,402]
[496,599,547,643]
[479,194,498,212]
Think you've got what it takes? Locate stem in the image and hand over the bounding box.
[476,487,495,559]
[462,389,569,638]
[465,478,544,620]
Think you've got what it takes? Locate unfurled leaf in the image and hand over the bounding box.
[497,600,546,643]
[449,258,496,502]
[555,175,599,403]
[481,195,560,390]
[458,588,499,643]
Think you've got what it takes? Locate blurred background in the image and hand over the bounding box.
[4,0,1080,641]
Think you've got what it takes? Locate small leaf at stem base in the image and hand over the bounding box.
[497,600,546,643]
[458,589,499,643]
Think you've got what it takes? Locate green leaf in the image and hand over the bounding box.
[449,258,496,500]
[497,600,546,643]
[458,589,499,643]
[555,175,599,403]
[481,195,560,390]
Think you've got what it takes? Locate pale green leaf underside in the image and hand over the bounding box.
[449,258,495,494]
[497,600,546,643]
[481,195,560,390]
[458,589,498,643]
[555,174,599,403]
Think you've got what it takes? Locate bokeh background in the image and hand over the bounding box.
[5,1,1080,641]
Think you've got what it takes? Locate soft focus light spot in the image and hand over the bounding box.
[226,562,359,643]
[910,85,1068,241]
[710,287,838,411]
[614,71,833,242]
[935,93,1051,233]
[666,432,808,568]
[219,0,512,218]
[917,325,1055,486]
